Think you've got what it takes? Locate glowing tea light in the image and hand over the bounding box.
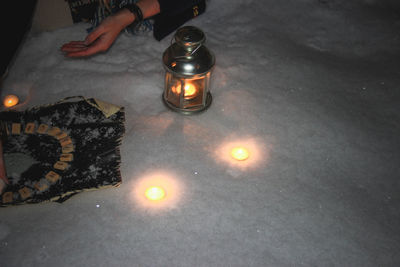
[216,138,266,170]
[132,172,183,210]
[172,83,197,99]
[231,147,250,161]
[145,186,166,201]
[3,95,19,108]
[183,83,197,98]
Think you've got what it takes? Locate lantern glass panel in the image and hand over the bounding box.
[165,73,210,109]
[164,72,180,107]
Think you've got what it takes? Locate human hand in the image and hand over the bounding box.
[61,9,135,57]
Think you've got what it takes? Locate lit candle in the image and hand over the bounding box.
[231,147,250,161]
[183,83,197,98]
[3,95,19,108]
[145,186,166,201]
[172,82,197,99]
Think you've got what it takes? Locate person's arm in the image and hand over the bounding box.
[61,0,160,58]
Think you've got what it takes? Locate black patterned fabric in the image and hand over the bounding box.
[0,97,125,206]
[67,0,99,23]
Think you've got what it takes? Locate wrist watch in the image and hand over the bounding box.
[124,3,143,27]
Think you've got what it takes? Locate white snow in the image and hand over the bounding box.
[1,0,400,266]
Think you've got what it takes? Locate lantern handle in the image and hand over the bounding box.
[189,44,202,55]
[172,44,202,61]
[170,34,202,55]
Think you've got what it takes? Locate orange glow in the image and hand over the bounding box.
[184,83,197,97]
[145,186,166,201]
[3,95,19,108]
[131,171,184,210]
[231,147,250,161]
[172,82,197,99]
[214,137,268,171]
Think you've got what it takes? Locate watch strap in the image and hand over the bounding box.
[124,3,143,23]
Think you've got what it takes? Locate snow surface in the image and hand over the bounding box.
[1,0,400,266]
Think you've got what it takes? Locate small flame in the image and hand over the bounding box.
[130,170,184,210]
[214,137,269,171]
[231,147,250,161]
[184,83,197,97]
[145,186,166,201]
[172,82,197,98]
[3,95,19,108]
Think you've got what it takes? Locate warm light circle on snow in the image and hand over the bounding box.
[3,95,19,108]
[131,171,184,210]
[145,186,166,201]
[231,147,250,161]
[215,137,268,170]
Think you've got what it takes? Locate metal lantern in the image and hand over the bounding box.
[162,26,215,114]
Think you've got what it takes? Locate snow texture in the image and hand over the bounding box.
[1,0,400,266]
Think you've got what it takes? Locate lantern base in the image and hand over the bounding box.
[162,92,212,115]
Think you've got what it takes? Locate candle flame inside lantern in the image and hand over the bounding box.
[145,186,166,201]
[231,147,250,161]
[3,95,19,108]
[172,82,197,99]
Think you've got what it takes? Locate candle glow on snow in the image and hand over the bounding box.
[215,137,267,170]
[131,170,184,210]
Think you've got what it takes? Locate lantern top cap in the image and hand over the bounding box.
[174,26,205,49]
[163,26,214,76]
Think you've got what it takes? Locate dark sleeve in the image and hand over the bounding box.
[66,0,98,23]
[0,0,37,78]
[153,0,206,41]
[157,0,202,16]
